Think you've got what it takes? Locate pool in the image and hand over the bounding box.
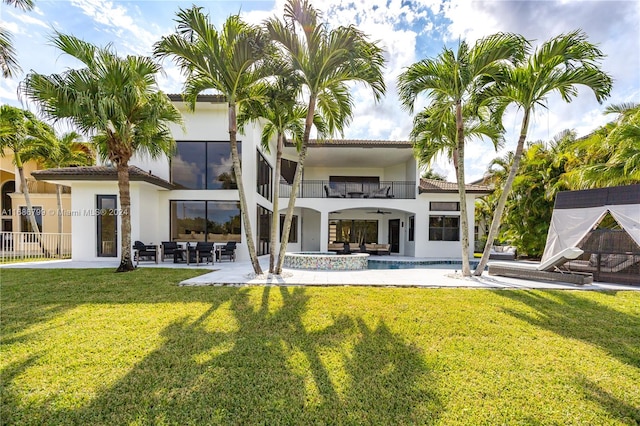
[367,259,480,270]
[283,252,369,270]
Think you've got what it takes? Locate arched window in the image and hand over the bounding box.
[1,181,15,216]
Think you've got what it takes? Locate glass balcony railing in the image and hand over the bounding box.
[279,180,416,199]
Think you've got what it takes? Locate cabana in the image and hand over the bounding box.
[542,185,640,284]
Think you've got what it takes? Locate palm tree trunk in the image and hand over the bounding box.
[115,162,135,272]
[55,183,63,256]
[229,103,263,275]
[455,101,471,276]
[269,132,284,274]
[275,97,316,275]
[16,166,41,238]
[474,109,531,275]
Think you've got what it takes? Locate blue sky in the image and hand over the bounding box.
[2,0,638,181]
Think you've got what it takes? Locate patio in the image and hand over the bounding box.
[2,255,637,291]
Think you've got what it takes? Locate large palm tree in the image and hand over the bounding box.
[0,105,43,235]
[266,0,386,274]
[154,8,272,275]
[474,30,613,275]
[398,33,527,276]
[1,0,34,78]
[238,74,307,273]
[22,33,182,272]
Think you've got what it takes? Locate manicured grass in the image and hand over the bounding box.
[1,269,639,425]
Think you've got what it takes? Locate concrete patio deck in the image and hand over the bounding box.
[2,256,638,291]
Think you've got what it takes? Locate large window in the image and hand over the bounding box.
[280,214,298,243]
[430,201,460,211]
[257,205,272,256]
[280,159,297,184]
[171,141,241,189]
[19,205,42,232]
[257,151,272,201]
[170,200,241,242]
[429,216,460,241]
[329,220,378,244]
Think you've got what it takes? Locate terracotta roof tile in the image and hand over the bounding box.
[418,178,491,194]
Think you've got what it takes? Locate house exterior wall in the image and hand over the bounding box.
[128,101,273,262]
[70,182,119,261]
[8,193,72,233]
[52,102,484,263]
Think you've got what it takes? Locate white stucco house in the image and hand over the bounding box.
[32,94,490,262]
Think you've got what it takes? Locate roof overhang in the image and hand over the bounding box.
[31,166,175,190]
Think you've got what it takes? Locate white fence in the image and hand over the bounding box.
[0,232,72,262]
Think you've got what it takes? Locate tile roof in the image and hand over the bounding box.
[167,94,227,103]
[418,178,491,194]
[31,166,174,189]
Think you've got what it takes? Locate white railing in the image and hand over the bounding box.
[0,232,72,262]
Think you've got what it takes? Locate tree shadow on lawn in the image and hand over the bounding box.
[15,286,441,424]
[578,375,640,424]
[0,268,218,347]
[496,290,640,369]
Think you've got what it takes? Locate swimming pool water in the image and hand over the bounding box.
[367,260,480,270]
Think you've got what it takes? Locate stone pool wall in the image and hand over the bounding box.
[283,252,369,270]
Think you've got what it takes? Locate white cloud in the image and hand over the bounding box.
[4,10,49,29]
[68,0,163,55]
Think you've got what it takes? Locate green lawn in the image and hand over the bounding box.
[1,269,639,425]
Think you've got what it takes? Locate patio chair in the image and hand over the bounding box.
[217,241,237,262]
[161,241,178,262]
[324,185,345,198]
[488,247,593,285]
[193,242,215,265]
[369,186,392,199]
[133,241,158,265]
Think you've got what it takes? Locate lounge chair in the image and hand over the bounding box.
[216,241,237,262]
[133,241,158,265]
[488,247,593,285]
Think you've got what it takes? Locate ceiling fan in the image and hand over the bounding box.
[367,209,392,215]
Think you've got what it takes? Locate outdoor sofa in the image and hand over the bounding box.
[362,243,391,255]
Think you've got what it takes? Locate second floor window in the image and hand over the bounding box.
[171,141,241,190]
[257,151,272,201]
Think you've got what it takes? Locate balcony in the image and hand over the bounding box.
[280,180,416,199]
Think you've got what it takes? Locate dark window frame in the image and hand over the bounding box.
[170,140,241,190]
[169,200,242,243]
[96,195,117,257]
[430,201,460,211]
[429,215,460,241]
[256,150,273,201]
[408,215,415,242]
[257,205,272,256]
[18,205,42,233]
